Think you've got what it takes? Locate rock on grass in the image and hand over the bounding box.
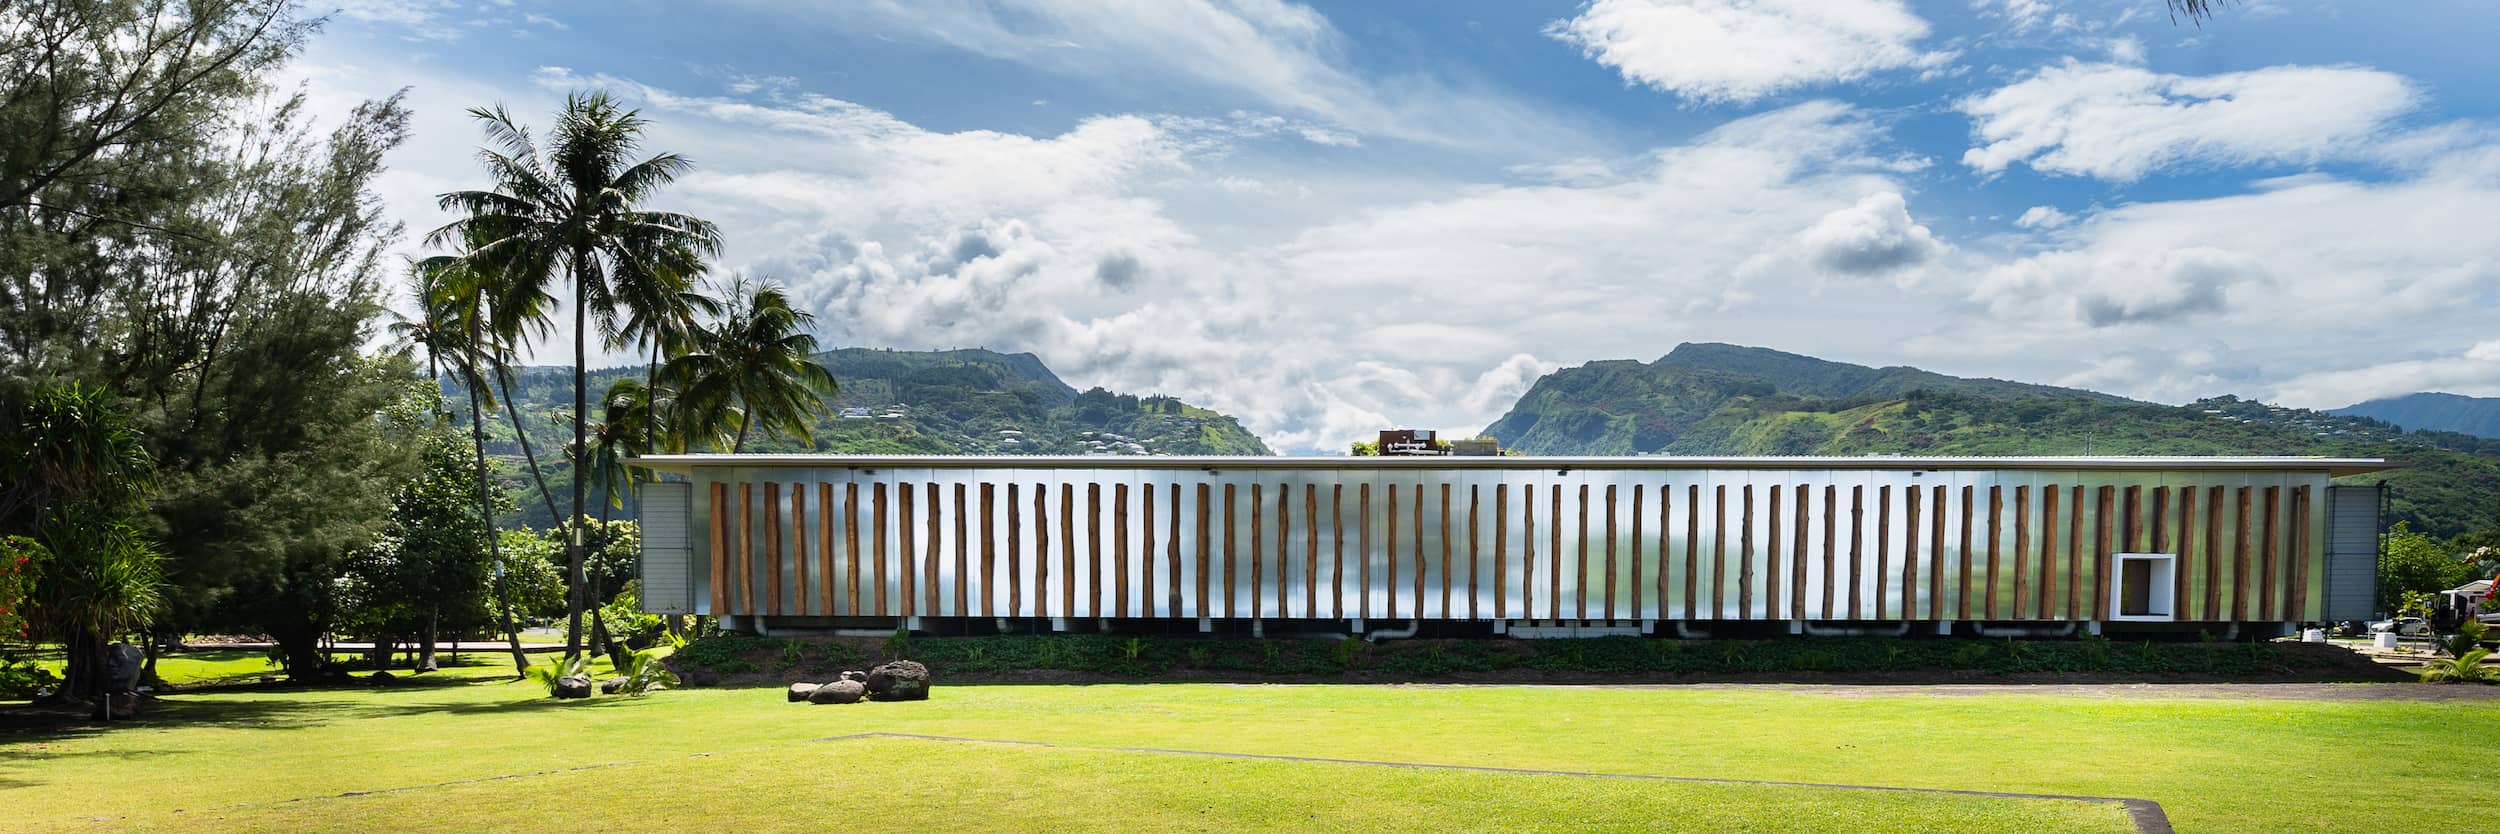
[810,680,865,704]
[866,661,930,701]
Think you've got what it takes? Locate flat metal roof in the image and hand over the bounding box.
[626,454,2400,478]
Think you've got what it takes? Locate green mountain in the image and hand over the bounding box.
[2333,392,2500,440]
[462,347,1270,527]
[1482,344,2500,538]
[1654,343,2135,402]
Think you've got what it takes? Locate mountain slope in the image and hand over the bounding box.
[1656,343,2134,403]
[1483,343,2132,456]
[464,347,1270,526]
[1482,346,2500,538]
[2333,392,2500,440]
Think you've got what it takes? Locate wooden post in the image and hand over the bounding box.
[1117,483,1133,618]
[1033,485,1049,618]
[976,483,993,618]
[709,482,729,614]
[1495,484,1509,620]
[1006,484,1022,616]
[764,482,781,616]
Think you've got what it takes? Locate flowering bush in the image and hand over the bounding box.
[0,536,38,641]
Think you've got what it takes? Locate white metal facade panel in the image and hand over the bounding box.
[2324,485,2382,620]
[638,481,694,614]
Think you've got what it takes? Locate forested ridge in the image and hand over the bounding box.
[1485,344,2500,539]
[467,347,1271,527]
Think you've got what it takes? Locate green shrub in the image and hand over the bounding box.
[521,655,590,698]
[614,648,679,696]
[2421,648,2496,684]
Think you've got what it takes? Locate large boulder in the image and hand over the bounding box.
[809,679,865,704]
[104,643,144,692]
[553,675,593,699]
[787,682,822,703]
[866,660,930,701]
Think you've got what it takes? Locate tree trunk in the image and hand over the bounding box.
[591,487,634,669]
[61,631,104,700]
[493,361,564,524]
[564,248,591,663]
[464,320,532,678]
[647,340,662,454]
[417,607,440,672]
[268,626,323,682]
[731,410,752,453]
[140,631,162,687]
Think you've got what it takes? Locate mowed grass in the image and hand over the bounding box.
[24,646,539,687]
[142,737,2132,834]
[2,662,2489,833]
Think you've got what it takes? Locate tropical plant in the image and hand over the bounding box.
[2420,648,2496,684]
[581,379,653,522]
[431,91,722,663]
[606,255,718,456]
[410,258,533,675]
[1,383,168,698]
[31,505,166,697]
[673,278,839,452]
[522,653,592,697]
[0,536,33,639]
[2440,620,2489,659]
[614,647,679,696]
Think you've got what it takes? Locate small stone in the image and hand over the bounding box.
[600,677,628,695]
[553,675,593,699]
[840,670,869,683]
[809,679,865,704]
[865,660,930,702]
[787,682,821,702]
[680,668,720,687]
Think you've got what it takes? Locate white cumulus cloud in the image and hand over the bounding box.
[1547,0,1954,104]
[1799,191,1944,276]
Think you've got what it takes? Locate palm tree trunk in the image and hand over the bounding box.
[592,477,631,668]
[493,361,563,524]
[646,340,662,454]
[463,326,531,677]
[563,250,591,663]
[731,410,752,453]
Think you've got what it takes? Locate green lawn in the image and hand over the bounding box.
[2,661,2487,833]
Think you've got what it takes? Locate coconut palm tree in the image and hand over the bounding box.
[2168,0,2226,24]
[408,256,532,676]
[430,92,721,662]
[674,278,839,453]
[603,243,717,455]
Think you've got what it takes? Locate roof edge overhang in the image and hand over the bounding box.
[624,454,2403,479]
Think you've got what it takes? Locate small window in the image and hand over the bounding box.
[2108,553,2177,622]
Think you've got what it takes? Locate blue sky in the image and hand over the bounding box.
[302,0,2500,452]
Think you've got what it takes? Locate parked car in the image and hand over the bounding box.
[2369,617,2431,636]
